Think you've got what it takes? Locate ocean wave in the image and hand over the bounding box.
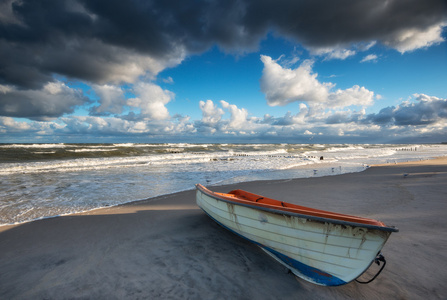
[0,143,66,148]
[67,148,119,153]
[0,150,309,175]
[1,143,447,225]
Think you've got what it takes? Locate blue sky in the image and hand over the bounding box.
[161,35,447,119]
[1,0,446,143]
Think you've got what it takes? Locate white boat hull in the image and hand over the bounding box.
[196,187,393,286]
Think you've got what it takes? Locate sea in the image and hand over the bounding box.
[1,143,446,226]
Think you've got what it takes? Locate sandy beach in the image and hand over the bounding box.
[1,157,446,299]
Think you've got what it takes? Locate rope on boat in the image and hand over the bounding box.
[355,252,386,284]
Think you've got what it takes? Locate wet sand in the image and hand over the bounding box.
[1,157,446,299]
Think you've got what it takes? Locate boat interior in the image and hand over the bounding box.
[198,184,391,228]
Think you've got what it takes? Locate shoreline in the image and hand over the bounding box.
[2,154,444,228]
[1,156,446,299]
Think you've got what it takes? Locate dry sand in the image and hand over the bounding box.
[1,157,446,299]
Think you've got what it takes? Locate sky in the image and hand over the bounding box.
[0,0,447,144]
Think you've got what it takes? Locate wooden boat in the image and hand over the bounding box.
[195,184,398,286]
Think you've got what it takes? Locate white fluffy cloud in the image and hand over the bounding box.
[2,94,447,143]
[328,85,375,108]
[220,100,249,130]
[310,47,356,60]
[360,54,378,63]
[199,100,225,126]
[127,82,175,120]
[60,114,195,137]
[90,84,126,115]
[260,55,331,106]
[382,22,445,53]
[0,117,31,132]
[260,55,375,109]
[196,100,274,137]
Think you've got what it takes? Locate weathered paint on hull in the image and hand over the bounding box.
[196,188,392,286]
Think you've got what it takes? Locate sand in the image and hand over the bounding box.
[1,157,446,299]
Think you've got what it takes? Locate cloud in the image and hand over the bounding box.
[0,0,446,135]
[325,109,366,124]
[259,94,447,141]
[360,54,378,63]
[0,81,89,120]
[196,100,272,136]
[220,100,249,130]
[126,82,175,120]
[0,0,186,89]
[365,94,447,126]
[199,100,225,126]
[60,114,195,137]
[90,84,126,116]
[310,47,356,60]
[0,0,21,25]
[257,0,446,53]
[382,22,446,53]
[267,103,310,126]
[0,117,32,132]
[63,116,150,135]
[328,85,374,107]
[162,77,174,84]
[2,94,447,143]
[260,55,374,108]
[197,100,248,133]
[1,0,445,91]
[0,116,67,138]
[0,37,185,90]
[260,55,331,106]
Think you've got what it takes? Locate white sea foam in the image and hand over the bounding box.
[67,148,119,153]
[0,148,301,175]
[0,143,66,148]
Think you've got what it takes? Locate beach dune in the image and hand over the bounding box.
[1,157,446,299]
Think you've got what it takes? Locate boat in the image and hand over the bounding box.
[195,184,398,286]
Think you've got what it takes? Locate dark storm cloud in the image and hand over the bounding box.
[1,0,445,90]
[0,82,89,120]
[364,95,447,126]
[257,0,446,48]
[79,0,268,54]
[366,106,395,125]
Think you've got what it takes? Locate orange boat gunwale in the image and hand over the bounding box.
[196,184,398,232]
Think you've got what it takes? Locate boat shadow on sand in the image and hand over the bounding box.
[0,190,401,300]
